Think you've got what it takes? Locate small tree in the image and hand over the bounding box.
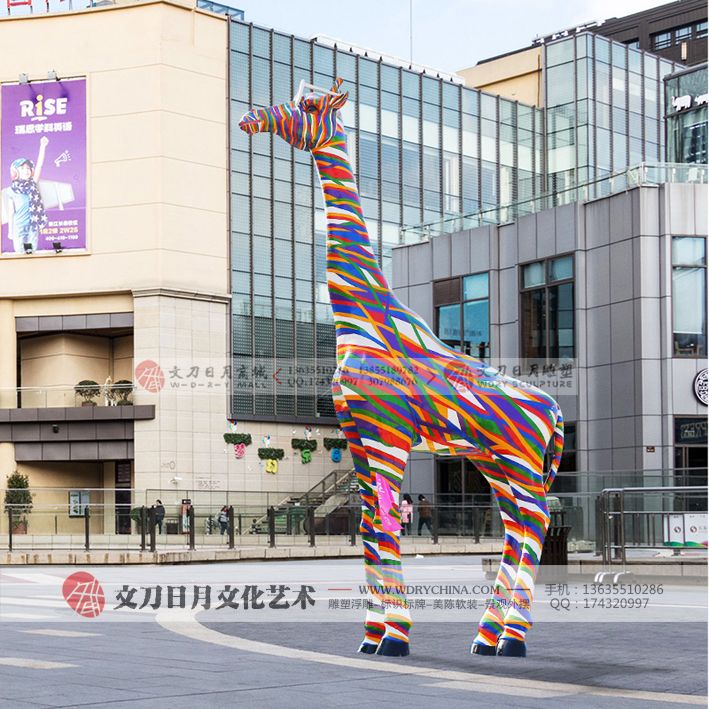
[4,472,33,526]
[111,380,134,405]
[75,380,100,406]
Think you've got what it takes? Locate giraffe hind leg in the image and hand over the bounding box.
[467,452,523,656]
[495,453,550,656]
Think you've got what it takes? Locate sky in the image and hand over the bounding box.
[231,0,672,73]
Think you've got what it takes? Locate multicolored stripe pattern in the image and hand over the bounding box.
[240,78,564,656]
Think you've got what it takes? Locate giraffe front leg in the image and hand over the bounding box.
[467,454,522,656]
[333,381,385,653]
[340,392,414,657]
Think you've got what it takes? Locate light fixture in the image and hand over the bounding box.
[52,424,60,433]
[18,73,29,85]
[47,70,58,81]
[23,243,33,254]
[52,241,63,253]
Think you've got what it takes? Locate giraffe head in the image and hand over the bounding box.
[239,78,348,151]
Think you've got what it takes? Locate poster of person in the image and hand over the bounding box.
[0,78,86,254]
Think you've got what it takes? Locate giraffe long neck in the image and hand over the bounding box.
[312,128,390,320]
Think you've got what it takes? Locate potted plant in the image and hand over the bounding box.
[75,380,100,406]
[4,471,33,534]
[111,380,134,405]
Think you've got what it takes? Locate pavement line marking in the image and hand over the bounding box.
[0,597,67,608]
[20,629,101,638]
[0,572,65,585]
[422,680,570,698]
[156,611,705,706]
[0,657,77,669]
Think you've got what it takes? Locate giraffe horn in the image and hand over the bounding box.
[332,77,343,93]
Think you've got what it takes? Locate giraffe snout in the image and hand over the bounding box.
[238,110,266,134]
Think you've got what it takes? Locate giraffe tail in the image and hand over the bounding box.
[545,409,564,494]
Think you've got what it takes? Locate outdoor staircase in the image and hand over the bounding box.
[250,468,357,533]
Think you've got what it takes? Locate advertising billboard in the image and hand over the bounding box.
[1,78,86,254]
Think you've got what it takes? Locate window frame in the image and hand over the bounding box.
[519,254,576,362]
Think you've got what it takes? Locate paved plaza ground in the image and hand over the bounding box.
[0,556,706,708]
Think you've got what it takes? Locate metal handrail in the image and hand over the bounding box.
[599,486,708,566]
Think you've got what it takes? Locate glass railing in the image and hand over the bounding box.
[400,162,709,242]
[0,383,134,409]
[2,470,704,550]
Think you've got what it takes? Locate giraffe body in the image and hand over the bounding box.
[240,79,564,657]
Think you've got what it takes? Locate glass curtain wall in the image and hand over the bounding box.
[545,32,679,202]
[230,20,543,420]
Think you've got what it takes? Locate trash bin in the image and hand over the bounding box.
[541,525,571,565]
[541,496,570,565]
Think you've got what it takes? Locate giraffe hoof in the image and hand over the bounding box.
[471,642,497,656]
[358,642,378,654]
[376,638,410,657]
[496,638,527,657]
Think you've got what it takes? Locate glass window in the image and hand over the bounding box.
[462,89,478,115]
[523,261,545,288]
[675,25,693,42]
[521,256,575,360]
[546,38,574,67]
[437,304,461,347]
[549,255,573,282]
[464,272,488,300]
[521,289,546,359]
[625,39,640,51]
[697,21,708,39]
[422,76,440,104]
[673,237,707,356]
[480,93,496,121]
[546,64,574,106]
[435,273,489,358]
[402,71,420,98]
[359,58,378,87]
[595,35,611,64]
[652,31,672,50]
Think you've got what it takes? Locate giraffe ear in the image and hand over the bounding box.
[330,90,348,110]
[331,77,344,93]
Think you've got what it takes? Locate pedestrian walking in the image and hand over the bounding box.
[154,499,165,534]
[400,494,413,536]
[417,494,432,536]
[217,505,229,536]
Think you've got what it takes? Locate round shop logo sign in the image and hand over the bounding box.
[135,359,165,393]
[694,369,708,406]
[62,571,105,618]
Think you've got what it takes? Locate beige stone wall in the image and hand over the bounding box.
[458,47,543,106]
[0,1,229,298]
[18,332,134,406]
[1,461,105,534]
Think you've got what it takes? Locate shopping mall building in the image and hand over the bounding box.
[0,0,705,535]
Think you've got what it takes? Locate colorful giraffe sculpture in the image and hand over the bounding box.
[240,78,564,658]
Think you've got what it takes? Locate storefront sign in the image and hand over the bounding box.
[693,368,708,406]
[1,79,87,254]
[671,93,709,112]
[675,417,708,445]
[663,513,708,548]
